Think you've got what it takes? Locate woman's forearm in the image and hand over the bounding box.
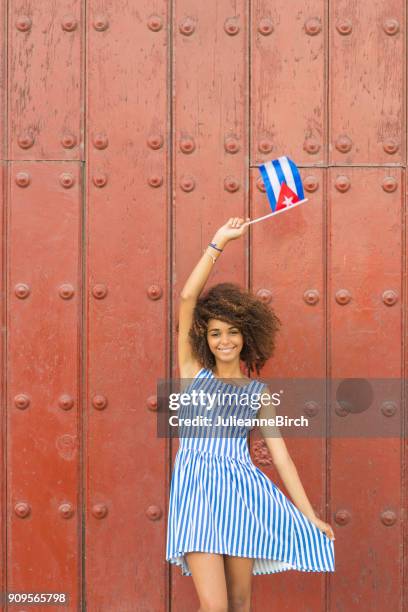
[274,458,317,521]
[180,230,229,300]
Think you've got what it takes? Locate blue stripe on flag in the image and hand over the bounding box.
[264,161,282,200]
[287,157,304,200]
[259,164,277,211]
[279,157,298,193]
[272,159,287,189]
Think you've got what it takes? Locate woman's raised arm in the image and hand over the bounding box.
[178,217,249,378]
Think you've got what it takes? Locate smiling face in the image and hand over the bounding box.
[206,318,244,366]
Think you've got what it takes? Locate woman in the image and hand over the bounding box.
[166,217,335,612]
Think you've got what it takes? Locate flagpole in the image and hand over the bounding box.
[245,198,308,226]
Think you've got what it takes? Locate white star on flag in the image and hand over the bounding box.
[283,195,294,207]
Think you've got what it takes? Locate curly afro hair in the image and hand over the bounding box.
[189,282,281,375]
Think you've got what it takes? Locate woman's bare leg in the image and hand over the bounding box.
[185,552,228,612]
[224,555,254,612]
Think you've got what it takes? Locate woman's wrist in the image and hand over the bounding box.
[211,232,228,249]
[202,234,227,265]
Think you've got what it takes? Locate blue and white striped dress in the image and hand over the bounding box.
[165,367,335,576]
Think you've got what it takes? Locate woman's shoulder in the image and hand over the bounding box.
[179,361,206,379]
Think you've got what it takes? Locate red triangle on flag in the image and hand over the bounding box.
[276,182,300,211]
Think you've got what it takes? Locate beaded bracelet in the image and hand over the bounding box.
[203,242,223,264]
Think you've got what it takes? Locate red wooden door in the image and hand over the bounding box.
[2,1,406,611]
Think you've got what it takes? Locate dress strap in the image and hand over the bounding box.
[193,367,207,379]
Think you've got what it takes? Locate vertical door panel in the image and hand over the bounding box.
[250,168,328,610]
[7,161,82,608]
[329,167,403,610]
[9,1,83,161]
[329,0,405,164]
[171,1,248,608]
[86,1,168,609]
[329,168,402,376]
[251,0,326,165]
[250,169,326,377]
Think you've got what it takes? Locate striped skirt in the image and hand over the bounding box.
[165,447,335,576]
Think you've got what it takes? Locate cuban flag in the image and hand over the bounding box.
[259,156,305,213]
